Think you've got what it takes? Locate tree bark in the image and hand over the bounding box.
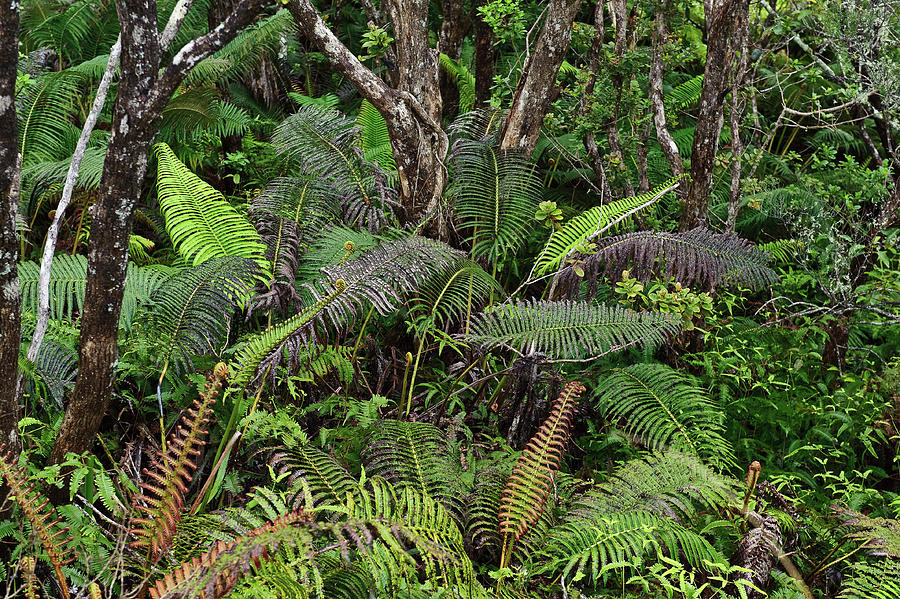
[0,0,21,452]
[726,0,750,232]
[649,3,685,184]
[287,0,449,234]
[474,0,496,107]
[50,0,267,465]
[438,0,469,119]
[603,0,635,197]
[499,0,582,153]
[680,0,746,231]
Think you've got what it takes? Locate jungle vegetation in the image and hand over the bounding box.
[0,0,899,597]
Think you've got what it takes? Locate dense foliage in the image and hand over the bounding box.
[2,0,899,598]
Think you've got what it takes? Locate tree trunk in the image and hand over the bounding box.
[499,0,582,153]
[600,0,635,197]
[581,0,608,189]
[50,0,267,464]
[438,0,469,119]
[649,3,684,185]
[726,0,750,232]
[474,0,496,107]
[287,0,448,235]
[680,0,746,230]
[0,0,21,452]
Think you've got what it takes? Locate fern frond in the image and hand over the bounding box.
[464,468,504,560]
[499,382,584,564]
[592,364,735,468]
[665,74,704,112]
[295,226,379,281]
[439,53,475,113]
[447,108,506,146]
[142,256,259,377]
[408,257,499,334]
[357,100,396,174]
[451,140,542,264]
[17,70,84,162]
[20,338,78,408]
[567,227,778,292]
[466,300,681,361]
[131,364,229,562]
[364,421,467,522]
[534,177,685,275]
[155,143,267,268]
[269,443,358,509]
[838,559,900,599]
[836,510,900,558]
[0,445,75,599]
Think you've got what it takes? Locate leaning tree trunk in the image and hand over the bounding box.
[499,0,582,153]
[287,0,448,234]
[680,0,744,230]
[50,0,267,464]
[0,0,22,452]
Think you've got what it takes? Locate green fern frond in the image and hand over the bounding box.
[464,468,504,560]
[142,256,259,377]
[17,70,84,162]
[451,140,542,264]
[159,89,252,145]
[357,100,397,174]
[439,53,475,113]
[269,443,358,509]
[836,510,900,558]
[665,75,704,112]
[295,226,379,281]
[534,176,685,275]
[131,365,228,562]
[499,382,584,566]
[759,238,802,264]
[592,364,735,468]
[155,143,267,268]
[838,559,900,599]
[466,300,681,361]
[409,257,499,334]
[566,227,778,292]
[364,421,467,522]
[19,338,78,408]
[21,144,107,191]
[447,108,507,146]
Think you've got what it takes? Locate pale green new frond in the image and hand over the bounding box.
[592,364,735,468]
[466,300,681,361]
[155,142,267,268]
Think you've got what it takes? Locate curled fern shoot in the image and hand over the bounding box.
[0,445,75,599]
[130,364,229,562]
[499,381,585,568]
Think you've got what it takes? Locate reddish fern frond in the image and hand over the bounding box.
[130,363,229,562]
[0,446,75,599]
[498,381,584,566]
[21,557,40,599]
[148,510,311,599]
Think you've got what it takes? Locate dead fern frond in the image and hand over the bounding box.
[0,446,75,599]
[130,363,229,562]
[148,510,311,599]
[498,381,585,567]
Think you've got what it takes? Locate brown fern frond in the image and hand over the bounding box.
[498,381,584,566]
[0,446,75,599]
[130,363,229,562]
[148,510,311,599]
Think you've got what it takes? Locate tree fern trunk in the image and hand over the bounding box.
[0,0,21,453]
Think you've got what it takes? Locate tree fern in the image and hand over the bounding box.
[465,300,681,361]
[364,421,467,522]
[499,382,584,566]
[565,227,778,292]
[534,176,685,276]
[141,256,259,377]
[451,140,542,265]
[592,364,735,468]
[155,143,267,268]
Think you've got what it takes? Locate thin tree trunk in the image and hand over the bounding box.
[603,0,635,197]
[474,0,496,107]
[649,3,684,184]
[499,0,582,153]
[50,0,267,465]
[726,0,750,232]
[0,0,21,452]
[438,0,469,119]
[581,0,607,187]
[680,0,745,230]
[287,0,449,235]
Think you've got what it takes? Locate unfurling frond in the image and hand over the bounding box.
[155,143,267,269]
[466,300,680,361]
[364,421,466,522]
[0,445,76,599]
[130,365,229,562]
[451,140,542,263]
[592,364,735,468]
[534,176,685,275]
[563,227,777,292]
[499,382,584,565]
[142,257,259,377]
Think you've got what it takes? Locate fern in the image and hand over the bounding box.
[466,299,681,361]
[665,74,704,112]
[269,442,358,509]
[357,100,396,174]
[130,364,229,562]
[0,445,76,599]
[838,559,900,599]
[17,70,84,162]
[364,421,467,522]
[439,53,476,113]
[565,227,778,292]
[499,382,584,566]
[534,177,685,275]
[155,143,267,268]
[158,89,251,146]
[19,338,78,408]
[451,140,542,264]
[592,364,735,468]
[408,257,499,335]
[141,256,259,377]
[464,468,505,560]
